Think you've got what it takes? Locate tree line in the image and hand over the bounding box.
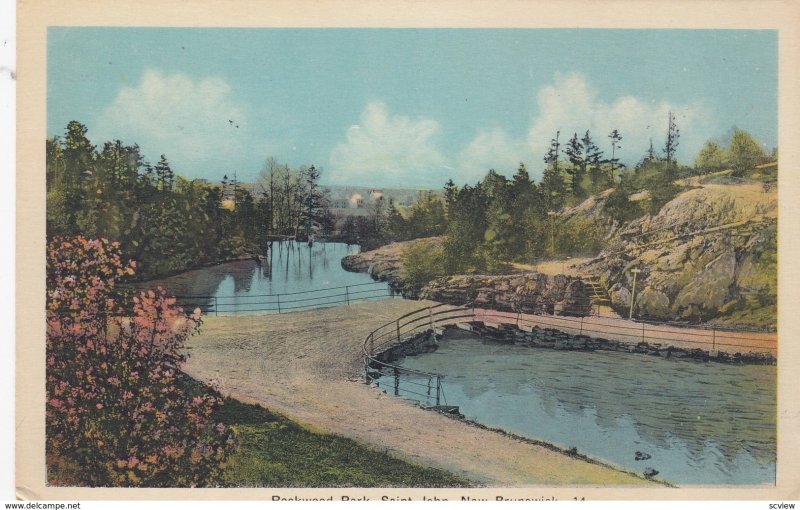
[46,121,332,279]
[365,116,774,291]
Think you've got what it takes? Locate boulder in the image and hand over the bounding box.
[635,287,672,320]
[672,249,736,314]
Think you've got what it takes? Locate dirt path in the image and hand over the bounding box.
[183,299,653,487]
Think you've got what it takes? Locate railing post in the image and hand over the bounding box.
[345,285,350,306]
[436,376,441,406]
[394,367,400,396]
[277,294,281,314]
[369,333,374,356]
[427,376,432,404]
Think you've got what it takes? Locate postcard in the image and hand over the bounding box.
[14,0,800,503]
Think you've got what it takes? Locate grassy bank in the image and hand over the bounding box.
[207,384,473,487]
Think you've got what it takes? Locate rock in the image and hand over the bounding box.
[672,248,736,314]
[634,451,652,461]
[610,284,631,310]
[635,287,671,320]
[581,180,777,330]
[643,467,659,478]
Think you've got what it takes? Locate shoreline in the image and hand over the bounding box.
[182,300,655,487]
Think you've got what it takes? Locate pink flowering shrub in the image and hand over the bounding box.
[46,236,234,487]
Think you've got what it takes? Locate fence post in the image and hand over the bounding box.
[345,286,350,306]
[712,328,716,351]
[394,367,400,396]
[436,376,441,406]
[277,294,281,314]
[580,316,584,336]
[396,319,401,342]
[214,296,218,317]
[642,321,645,341]
[427,376,432,404]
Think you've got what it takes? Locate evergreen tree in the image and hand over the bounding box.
[563,133,584,198]
[582,130,603,195]
[663,111,680,171]
[155,155,174,192]
[607,129,623,182]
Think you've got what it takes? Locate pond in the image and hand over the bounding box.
[137,241,392,314]
[377,330,776,486]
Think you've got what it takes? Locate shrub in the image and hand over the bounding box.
[46,236,234,487]
[400,239,446,295]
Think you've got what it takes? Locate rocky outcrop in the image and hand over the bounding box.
[422,273,593,316]
[341,237,443,289]
[583,178,777,329]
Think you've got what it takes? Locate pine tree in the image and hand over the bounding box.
[155,155,174,192]
[608,129,623,182]
[582,130,603,193]
[663,111,680,171]
[563,133,584,198]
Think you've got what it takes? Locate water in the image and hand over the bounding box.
[138,241,392,313]
[378,331,776,486]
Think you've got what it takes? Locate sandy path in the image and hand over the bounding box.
[182,299,653,487]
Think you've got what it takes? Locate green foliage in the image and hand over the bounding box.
[604,160,683,221]
[694,140,728,170]
[692,130,768,177]
[400,239,446,294]
[46,122,332,280]
[727,129,766,177]
[213,397,471,487]
[443,184,488,273]
[552,216,608,257]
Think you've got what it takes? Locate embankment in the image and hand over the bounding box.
[182,300,653,486]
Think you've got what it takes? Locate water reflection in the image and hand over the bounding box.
[383,331,776,485]
[137,242,391,313]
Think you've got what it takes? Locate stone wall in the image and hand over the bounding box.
[422,273,593,317]
[460,323,775,365]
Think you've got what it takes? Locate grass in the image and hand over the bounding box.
[213,395,473,488]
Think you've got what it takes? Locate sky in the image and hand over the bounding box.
[47,28,777,188]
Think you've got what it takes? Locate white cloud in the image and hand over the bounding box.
[94,70,253,178]
[328,101,449,187]
[459,72,710,182]
[526,73,710,178]
[458,128,529,183]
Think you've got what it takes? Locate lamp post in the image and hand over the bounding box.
[629,268,641,319]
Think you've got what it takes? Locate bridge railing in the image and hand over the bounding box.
[363,302,776,406]
[363,304,476,407]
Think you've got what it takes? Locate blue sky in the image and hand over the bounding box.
[47,28,777,188]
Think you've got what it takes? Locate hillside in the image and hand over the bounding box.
[582,176,777,329]
[342,174,777,329]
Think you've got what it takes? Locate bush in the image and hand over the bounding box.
[554,216,608,257]
[46,236,235,487]
[400,239,446,295]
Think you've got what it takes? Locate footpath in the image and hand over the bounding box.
[182,299,654,487]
